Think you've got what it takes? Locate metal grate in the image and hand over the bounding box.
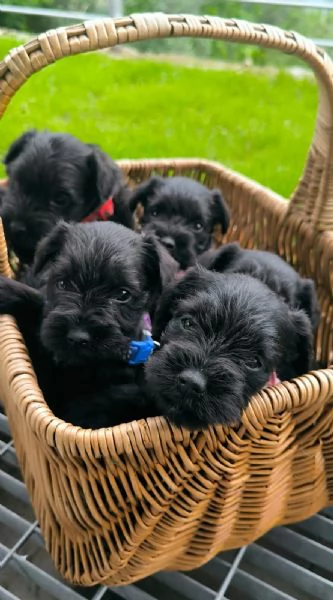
[1,404,333,600]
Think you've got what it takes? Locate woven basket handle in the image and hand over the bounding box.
[1,13,333,229]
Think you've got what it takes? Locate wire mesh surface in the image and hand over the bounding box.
[1,404,333,600]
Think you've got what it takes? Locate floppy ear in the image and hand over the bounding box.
[86,145,123,202]
[153,267,208,338]
[210,189,230,234]
[4,130,37,169]
[33,221,70,275]
[140,234,163,314]
[0,185,7,209]
[129,176,164,212]
[199,242,242,271]
[297,278,320,330]
[288,308,314,377]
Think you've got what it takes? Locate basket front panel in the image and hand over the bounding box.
[1,318,333,586]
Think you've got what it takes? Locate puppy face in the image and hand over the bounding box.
[145,268,313,429]
[33,221,161,366]
[130,176,230,269]
[1,130,128,265]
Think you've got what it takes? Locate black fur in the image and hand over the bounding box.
[0,183,6,205]
[0,221,171,428]
[1,130,133,267]
[199,242,320,329]
[129,175,230,269]
[145,267,314,430]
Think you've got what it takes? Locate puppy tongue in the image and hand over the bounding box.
[175,270,186,280]
[266,371,281,386]
[142,312,152,332]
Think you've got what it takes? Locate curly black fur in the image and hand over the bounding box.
[1,130,133,267]
[199,242,320,329]
[145,267,314,430]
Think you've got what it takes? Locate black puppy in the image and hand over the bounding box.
[1,130,133,267]
[199,242,320,329]
[145,268,314,430]
[0,221,168,428]
[129,175,230,269]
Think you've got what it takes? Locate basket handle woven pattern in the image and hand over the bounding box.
[1,13,333,230]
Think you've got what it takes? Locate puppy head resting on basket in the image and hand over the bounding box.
[129,175,230,270]
[0,129,133,267]
[31,220,165,367]
[145,267,314,430]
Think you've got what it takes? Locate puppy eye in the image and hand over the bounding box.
[247,356,263,370]
[151,209,159,217]
[115,289,131,303]
[194,221,203,231]
[181,317,195,330]
[52,193,70,207]
[57,280,66,290]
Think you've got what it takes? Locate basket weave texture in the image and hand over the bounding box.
[0,13,333,587]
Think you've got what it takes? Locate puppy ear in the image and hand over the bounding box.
[153,267,207,338]
[297,278,320,330]
[287,308,314,377]
[210,189,230,234]
[86,145,123,202]
[199,242,241,271]
[3,130,37,168]
[0,184,7,208]
[33,221,70,275]
[141,234,163,310]
[129,176,164,212]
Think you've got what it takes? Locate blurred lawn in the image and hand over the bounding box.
[0,35,317,197]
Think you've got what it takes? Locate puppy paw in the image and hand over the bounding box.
[0,275,43,318]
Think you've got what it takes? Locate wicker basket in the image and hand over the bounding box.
[1,13,333,587]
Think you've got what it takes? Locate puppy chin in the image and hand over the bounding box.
[142,224,197,270]
[44,339,132,367]
[175,249,196,271]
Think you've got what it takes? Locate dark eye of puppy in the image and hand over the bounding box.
[113,289,131,303]
[246,356,263,370]
[193,221,203,231]
[181,316,195,330]
[52,192,71,208]
[151,208,159,217]
[56,279,68,291]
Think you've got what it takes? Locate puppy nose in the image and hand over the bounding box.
[67,328,91,346]
[10,221,26,235]
[178,369,206,396]
[161,236,176,251]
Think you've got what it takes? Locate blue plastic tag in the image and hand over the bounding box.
[128,335,157,365]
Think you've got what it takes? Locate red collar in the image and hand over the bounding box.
[81,197,114,223]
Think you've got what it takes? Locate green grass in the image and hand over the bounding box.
[0,35,317,197]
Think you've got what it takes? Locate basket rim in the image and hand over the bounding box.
[2,157,290,202]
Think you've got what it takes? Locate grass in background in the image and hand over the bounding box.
[0,36,317,198]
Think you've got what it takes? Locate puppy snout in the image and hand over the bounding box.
[161,236,176,252]
[67,327,91,347]
[178,369,206,396]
